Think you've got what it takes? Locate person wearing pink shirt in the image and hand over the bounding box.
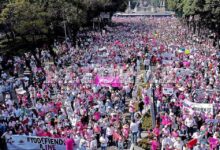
[65,135,75,150]
[153,126,160,137]
[151,137,159,150]
[93,111,101,121]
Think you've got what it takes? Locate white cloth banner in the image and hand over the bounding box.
[6,135,65,150]
[183,100,213,115]
[161,52,175,59]
[162,87,174,95]
[162,60,173,65]
[192,103,213,114]
[81,73,93,84]
[176,68,193,76]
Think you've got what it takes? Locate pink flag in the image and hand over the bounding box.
[94,75,122,87]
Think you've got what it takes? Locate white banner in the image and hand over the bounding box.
[81,73,93,84]
[161,52,175,59]
[6,135,65,150]
[183,100,213,115]
[162,87,174,95]
[192,103,213,114]
[176,68,193,76]
[162,60,173,65]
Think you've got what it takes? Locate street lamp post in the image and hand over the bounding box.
[151,82,157,128]
[152,83,157,114]
[62,8,68,42]
[194,15,200,36]
[64,20,67,41]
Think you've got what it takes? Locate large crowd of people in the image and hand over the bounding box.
[0,16,220,150]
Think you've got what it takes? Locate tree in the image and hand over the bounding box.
[167,0,219,48]
[166,0,183,16]
[0,0,128,53]
[0,0,49,43]
[203,0,220,47]
[151,0,160,7]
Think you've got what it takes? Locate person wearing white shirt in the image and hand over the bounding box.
[8,121,16,128]
[73,134,80,149]
[99,104,106,116]
[90,137,97,150]
[185,115,196,136]
[14,107,21,118]
[192,132,203,142]
[161,135,173,150]
[156,100,161,113]
[130,119,140,144]
[1,72,7,80]
[35,102,42,111]
[162,126,170,135]
[106,125,113,146]
[173,138,184,150]
[1,110,9,120]
[79,138,87,150]
[144,58,150,70]
[124,85,131,98]
[136,59,141,71]
[193,142,208,150]
[99,135,108,150]
[32,127,37,136]
[6,99,13,107]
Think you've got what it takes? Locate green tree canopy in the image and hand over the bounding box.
[0,0,128,51]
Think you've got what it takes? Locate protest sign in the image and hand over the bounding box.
[45,62,54,65]
[176,68,193,76]
[6,135,65,150]
[15,88,26,95]
[192,103,213,114]
[81,73,93,84]
[161,52,175,59]
[162,60,173,65]
[183,100,213,115]
[94,75,121,87]
[99,47,107,51]
[205,119,220,124]
[162,87,174,95]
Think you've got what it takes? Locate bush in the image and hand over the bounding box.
[141,113,152,130]
[137,138,151,150]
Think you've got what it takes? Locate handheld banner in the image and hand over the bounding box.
[6,135,65,150]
